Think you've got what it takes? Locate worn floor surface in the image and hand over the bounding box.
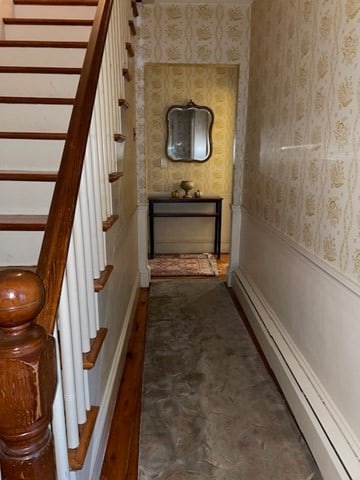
[138,278,323,480]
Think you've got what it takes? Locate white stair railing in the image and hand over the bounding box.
[49,0,134,474]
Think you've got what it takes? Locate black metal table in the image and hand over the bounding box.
[148,195,223,259]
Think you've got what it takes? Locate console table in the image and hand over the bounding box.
[148,195,223,259]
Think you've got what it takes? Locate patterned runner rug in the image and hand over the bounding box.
[138,278,323,479]
[148,253,218,277]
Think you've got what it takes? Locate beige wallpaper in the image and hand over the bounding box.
[135,2,251,204]
[243,0,360,284]
[144,64,238,197]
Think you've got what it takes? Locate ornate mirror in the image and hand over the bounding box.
[165,100,214,162]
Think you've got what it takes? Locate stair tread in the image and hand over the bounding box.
[0,39,87,48]
[0,66,81,74]
[14,0,98,5]
[0,96,74,104]
[0,170,57,181]
[0,214,47,230]
[3,17,93,25]
[0,132,67,140]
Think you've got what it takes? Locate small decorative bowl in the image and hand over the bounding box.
[180,180,194,198]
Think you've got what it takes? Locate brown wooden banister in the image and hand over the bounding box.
[35,0,113,334]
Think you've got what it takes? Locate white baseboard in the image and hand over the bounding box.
[86,273,140,479]
[231,267,358,480]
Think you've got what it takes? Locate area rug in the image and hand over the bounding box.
[149,253,218,277]
[138,278,323,480]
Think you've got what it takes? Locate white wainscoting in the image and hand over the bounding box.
[231,210,360,480]
[75,273,140,480]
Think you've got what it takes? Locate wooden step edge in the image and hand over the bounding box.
[0,214,47,231]
[113,133,126,143]
[83,328,107,369]
[0,96,74,105]
[0,66,81,74]
[125,42,134,58]
[14,0,98,5]
[3,17,93,26]
[0,132,67,140]
[118,98,130,109]
[68,406,99,471]
[0,265,36,272]
[0,170,57,181]
[102,214,119,232]
[94,264,113,292]
[128,19,136,36]
[0,40,88,48]
[109,171,123,183]
[131,0,139,17]
[122,68,132,82]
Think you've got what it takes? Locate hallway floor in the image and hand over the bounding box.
[138,277,322,480]
[101,259,323,479]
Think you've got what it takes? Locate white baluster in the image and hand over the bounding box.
[73,204,91,352]
[52,327,72,480]
[79,168,97,339]
[88,121,107,271]
[56,280,79,448]
[66,236,87,424]
[93,88,108,221]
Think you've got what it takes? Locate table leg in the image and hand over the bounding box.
[215,200,222,259]
[149,202,155,259]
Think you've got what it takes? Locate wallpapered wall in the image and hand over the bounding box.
[243,0,360,284]
[144,64,238,198]
[135,2,251,206]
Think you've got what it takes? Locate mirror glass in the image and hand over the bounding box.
[166,100,214,162]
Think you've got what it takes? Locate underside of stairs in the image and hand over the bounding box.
[0,0,91,267]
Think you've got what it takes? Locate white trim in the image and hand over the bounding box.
[87,273,140,479]
[231,266,360,480]
[137,204,151,287]
[227,203,242,286]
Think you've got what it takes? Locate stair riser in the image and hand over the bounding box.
[4,24,91,42]
[0,182,54,214]
[0,73,79,97]
[0,231,43,266]
[0,139,64,170]
[0,104,72,132]
[0,47,85,67]
[14,4,96,19]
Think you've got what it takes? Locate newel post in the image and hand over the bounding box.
[0,270,57,480]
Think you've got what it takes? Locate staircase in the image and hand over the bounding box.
[0,0,139,478]
[0,0,93,266]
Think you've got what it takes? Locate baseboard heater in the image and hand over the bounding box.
[231,267,359,480]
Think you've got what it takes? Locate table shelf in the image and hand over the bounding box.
[148,195,223,259]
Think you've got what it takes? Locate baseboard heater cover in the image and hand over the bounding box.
[231,267,360,480]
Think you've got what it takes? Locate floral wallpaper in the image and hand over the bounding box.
[135,2,251,204]
[144,64,238,198]
[243,0,360,283]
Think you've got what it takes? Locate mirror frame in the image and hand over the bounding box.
[165,100,214,162]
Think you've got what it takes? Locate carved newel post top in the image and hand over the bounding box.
[0,269,45,330]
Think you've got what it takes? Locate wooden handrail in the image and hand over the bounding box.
[35,0,113,334]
